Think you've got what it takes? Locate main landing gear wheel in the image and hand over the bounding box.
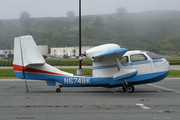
[56,85,62,93]
[56,88,61,93]
[122,85,135,93]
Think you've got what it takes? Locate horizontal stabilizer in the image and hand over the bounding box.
[94,48,128,62]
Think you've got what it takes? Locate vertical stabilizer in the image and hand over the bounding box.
[13,35,45,79]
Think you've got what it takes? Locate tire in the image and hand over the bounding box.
[56,88,61,93]
[126,85,134,93]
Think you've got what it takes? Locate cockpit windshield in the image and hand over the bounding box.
[147,52,163,59]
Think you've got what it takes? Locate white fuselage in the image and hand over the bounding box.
[85,44,169,78]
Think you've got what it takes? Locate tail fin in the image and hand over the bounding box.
[13,35,45,78]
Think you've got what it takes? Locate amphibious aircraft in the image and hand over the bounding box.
[13,35,169,93]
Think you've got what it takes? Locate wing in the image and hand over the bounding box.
[93,48,128,62]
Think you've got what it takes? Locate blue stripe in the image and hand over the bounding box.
[24,72,60,80]
[109,71,169,86]
[14,70,169,88]
[122,63,129,66]
[93,64,117,70]
[62,76,110,87]
[153,59,163,63]
[14,71,24,79]
[130,60,151,65]
[113,71,137,81]
[14,71,110,87]
[95,48,128,57]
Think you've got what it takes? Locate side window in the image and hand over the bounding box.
[120,56,128,63]
[130,54,147,62]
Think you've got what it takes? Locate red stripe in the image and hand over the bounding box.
[13,64,68,76]
[13,64,23,71]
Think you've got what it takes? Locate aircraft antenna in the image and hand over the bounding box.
[19,38,29,93]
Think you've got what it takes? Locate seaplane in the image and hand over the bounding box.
[13,35,169,93]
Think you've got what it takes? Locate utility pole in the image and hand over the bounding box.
[77,0,84,75]
[79,0,82,70]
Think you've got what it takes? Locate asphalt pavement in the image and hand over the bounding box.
[0,78,180,120]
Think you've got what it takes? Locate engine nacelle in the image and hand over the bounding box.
[85,43,121,61]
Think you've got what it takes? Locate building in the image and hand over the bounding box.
[37,45,48,56]
[0,45,47,59]
[51,46,93,57]
[0,49,14,58]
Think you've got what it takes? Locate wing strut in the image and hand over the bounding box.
[20,38,29,93]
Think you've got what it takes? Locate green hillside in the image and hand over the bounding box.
[0,10,180,55]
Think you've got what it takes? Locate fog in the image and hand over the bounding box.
[0,0,180,19]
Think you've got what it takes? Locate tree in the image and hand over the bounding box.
[0,55,5,59]
[107,16,114,22]
[116,7,127,14]
[92,16,103,27]
[8,54,14,59]
[66,11,75,18]
[19,11,31,27]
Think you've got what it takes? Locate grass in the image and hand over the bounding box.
[46,58,90,62]
[0,59,92,66]
[0,69,17,78]
[167,70,180,78]
[0,69,179,79]
[166,57,180,61]
[0,57,180,66]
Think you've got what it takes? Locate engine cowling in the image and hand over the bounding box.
[85,43,121,61]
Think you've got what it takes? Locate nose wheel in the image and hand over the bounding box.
[56,85,62,93]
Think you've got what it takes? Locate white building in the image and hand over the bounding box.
[37,45,48,56]
[0,49,14,58]
[51,46,93,57]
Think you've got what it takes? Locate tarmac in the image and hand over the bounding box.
[0,78,180,120]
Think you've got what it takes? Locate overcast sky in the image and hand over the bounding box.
[0,0,180,19]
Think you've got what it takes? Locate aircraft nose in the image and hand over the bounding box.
[159,59,169,71]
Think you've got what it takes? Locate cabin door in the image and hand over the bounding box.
[129,53,152,74]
